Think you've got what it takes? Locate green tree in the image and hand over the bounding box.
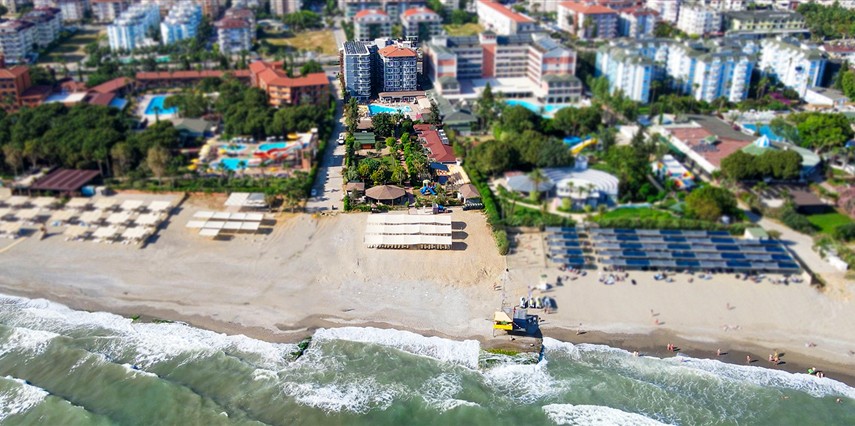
[300,60,323,75]
[685,186,737,222]
[371,112,396,138]
[146,146,171,185]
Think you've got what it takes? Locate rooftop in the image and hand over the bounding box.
[559,2,618,15]
[89,77,133,94]
[355,9,388,18]
[30,169,100,192]
[478,0,534,24]
[378,45,417,58]
[402,7,439,18]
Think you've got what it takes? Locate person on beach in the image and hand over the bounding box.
[746,355,751,364]
[716,348,721,356]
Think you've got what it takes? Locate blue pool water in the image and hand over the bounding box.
[505,100,568,117]
[218,158,250,171]
[368,104,412,115]
[223,144,247,153]
[258,142,289,152]
[144,95,178,116]
[742,123,784,141]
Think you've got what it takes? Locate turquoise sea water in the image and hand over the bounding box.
[1,294,853,425]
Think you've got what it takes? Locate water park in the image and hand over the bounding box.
[191,130,319,174]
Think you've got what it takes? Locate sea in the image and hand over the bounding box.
[1,294,853,426]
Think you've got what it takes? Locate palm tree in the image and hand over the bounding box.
[528,168,547,206]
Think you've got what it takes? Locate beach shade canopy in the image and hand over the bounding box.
[50,209,78,222]
[212,211,231,221]
[245,213,264,222]
[229,212,248,221]
[93,226,120,239]
[94,198,119,210]
[31,197,58,209]
[223,221,242,231]
[0,208,11,219]
[193,211,215,220]
[5,196,30,207]
[14,208,39,220]
[120,200,144,211]
[148,200,172,212]
[135,213,160,226]
[202,221,225,230]
[106,212,132,225]
[185,220,207,229]
[122,226,149,241]
[240,221,260,232]
[64,225,90,238]
[365,185,407,201]
[78,210,104,224]
[1,222,22,235]
[199,228,220,238]
[65,197,91,209]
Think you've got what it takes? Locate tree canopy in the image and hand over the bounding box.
[720,150,803,182]
[787,112,853,153]
[685,186,738,222]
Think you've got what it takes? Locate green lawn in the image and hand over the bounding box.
[259,30,338,56]
[806,212,854,235]
[598,207,674,221]
[443,23,485,37]
[39,29,101,64]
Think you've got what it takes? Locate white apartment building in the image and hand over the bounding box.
[477,0,537,35]
[597,50,655,103]
[666,41,754,102]
[0,20,35,63]
[340,40,374,102]
[22,8,62,48]
[57,0,85,22]
[378,44,418,92]
[597,39,755,103]
[339,0,427,19]
[107,3,160,52]
[677,3,721,36]
[619,7,657,38]
[92,0,129,22]
[270,0,300,16]
[707,0,745,10]
[558,2,620,40]
[645,0,681,23]
[528,0,558,13]
[160,1,202,45]
[400,7,443,41]
[354,9,391,42]
[759,37,827,98]
[215,13,253,54]
[0,0,18,14]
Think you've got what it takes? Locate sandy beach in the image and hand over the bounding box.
[1,194,854,384]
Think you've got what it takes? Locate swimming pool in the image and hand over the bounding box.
[505,100,569,117]
[741,124,785,141]
[223,144,247,153]
[258,142,289,152]
[368,104,412,116]
[144,95,178,116]
[218,158,250,171]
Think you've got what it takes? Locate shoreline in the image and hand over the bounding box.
[4,287,855,389]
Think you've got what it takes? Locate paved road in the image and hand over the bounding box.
[305,79,345,213]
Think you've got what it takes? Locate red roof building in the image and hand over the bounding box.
[414,124,456,164]
[0,63,32,112]
[135,70,251,88]
[248,61,330,107]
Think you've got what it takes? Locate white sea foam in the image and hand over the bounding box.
[0,376,49,421]
[483,360,564,404]
[313,327,481,368]
[420,373,481,412]
[543,404,670,426]
[284,377,401,414]
[0,294,296,370]
[121,363,158,378]
[668,355,855,400]
[0,327,59,358]
[544,337,855,400]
